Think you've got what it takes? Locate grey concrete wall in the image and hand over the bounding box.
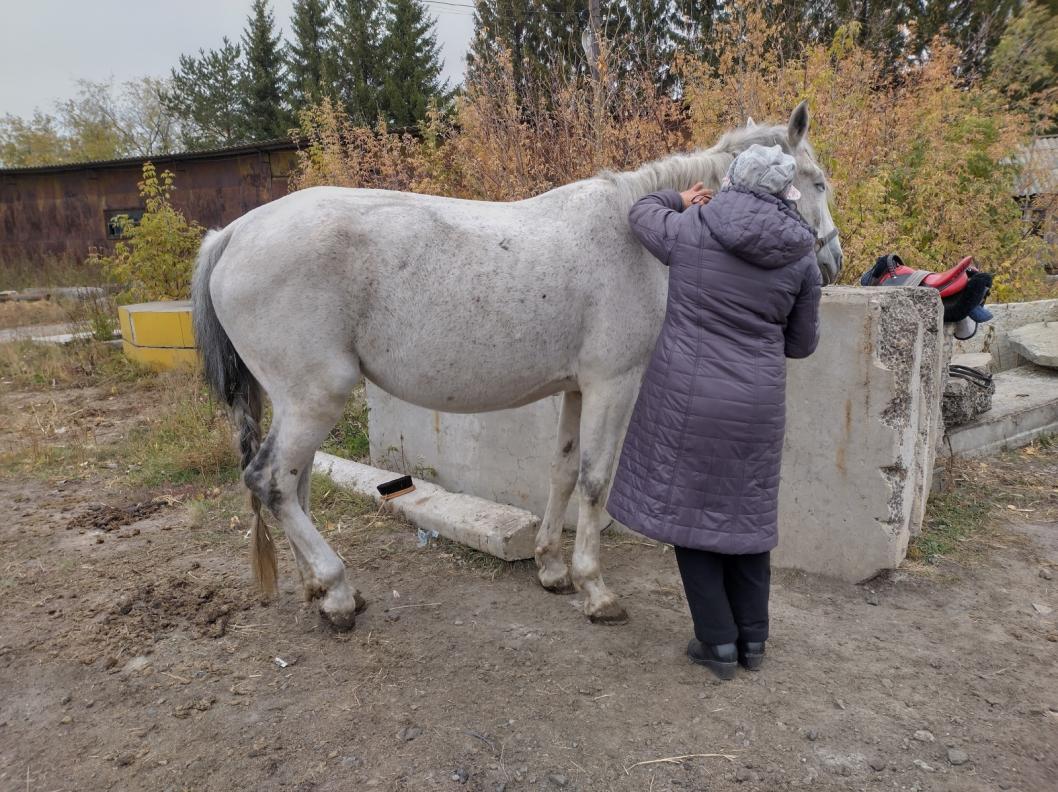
[953,298,1058,371]
[367,287,946,583]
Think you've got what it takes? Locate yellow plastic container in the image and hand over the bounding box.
[118,300,198,371]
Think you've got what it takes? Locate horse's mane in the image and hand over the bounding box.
[601,123,802,207]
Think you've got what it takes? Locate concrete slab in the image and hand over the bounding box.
[1008,322,1058,368]
[954,299,1058,371]
[951,352,993,373]
[367,287,948,583]
[313,452,539,561]
[944,366,1058,458]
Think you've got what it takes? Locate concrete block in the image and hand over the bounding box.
[944,366,1058,458]
[942,374,995,428]
[954,299,1058,371]
[313,452,539,561]
[1007,322,1058,368]
[367,287,947,583]
[118,300,197,371]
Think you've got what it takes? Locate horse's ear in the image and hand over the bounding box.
[745,116,756,128]
[787,100,809,148]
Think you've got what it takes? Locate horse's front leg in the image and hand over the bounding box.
[572,373,640,624]
[535,390,582,593]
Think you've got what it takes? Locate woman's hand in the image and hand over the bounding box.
[680,181,713,209]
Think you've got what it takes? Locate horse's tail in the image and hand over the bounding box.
[191,227,278,594]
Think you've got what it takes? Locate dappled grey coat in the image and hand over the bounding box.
[607,185,822,553]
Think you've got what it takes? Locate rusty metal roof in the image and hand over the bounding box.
[0,137,299,176]
[1014,135,1058,196]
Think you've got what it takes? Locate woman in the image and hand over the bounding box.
[607,144,823,680]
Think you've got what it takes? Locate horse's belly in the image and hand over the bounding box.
[359,331,577,413]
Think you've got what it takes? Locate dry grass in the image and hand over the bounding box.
[0,256,103,290]
[0,338,145,389]
[910,436,1058,566]
[0,299,77,330]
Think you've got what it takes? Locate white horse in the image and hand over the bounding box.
[191,102,842,630]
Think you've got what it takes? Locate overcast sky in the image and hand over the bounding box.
[0,0,475,119]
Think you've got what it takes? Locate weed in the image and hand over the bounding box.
[119,372,238,488]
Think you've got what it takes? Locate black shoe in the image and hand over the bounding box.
[687,640,737,680]
[737,640,766,671]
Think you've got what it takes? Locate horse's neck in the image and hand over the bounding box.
[606,148,735,209]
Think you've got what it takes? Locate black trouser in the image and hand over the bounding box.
[673,546,770,645]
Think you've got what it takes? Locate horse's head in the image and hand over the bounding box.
[738,103,843,285]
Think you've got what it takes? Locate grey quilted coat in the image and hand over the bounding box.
[606,185,822,553]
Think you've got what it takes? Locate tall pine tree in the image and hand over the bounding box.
[287,0,335,108]
[332,0,384,123]
[165,37,249,149]
[378,0,449,128]
[242,0,291,139]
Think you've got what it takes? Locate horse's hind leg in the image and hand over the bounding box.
[535,390,581,594]
[245,367,364,629]
[288,467,325,600]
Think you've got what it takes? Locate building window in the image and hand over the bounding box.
[105,208,144,239]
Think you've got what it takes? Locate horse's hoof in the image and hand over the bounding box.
[587,600,629,625]
[539,571,576,595]
[319,588,359,631]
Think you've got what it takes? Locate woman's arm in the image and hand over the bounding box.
[784,260,823,359]
[628,183,712,266]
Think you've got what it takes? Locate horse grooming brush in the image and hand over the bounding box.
[377,475,415,501]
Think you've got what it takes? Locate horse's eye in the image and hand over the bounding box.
[815,183,826,194]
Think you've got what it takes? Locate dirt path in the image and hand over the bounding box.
[1,386,1056,791]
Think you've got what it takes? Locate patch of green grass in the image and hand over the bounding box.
[309,472,377,525]
[909,484,994,564]
[321,389,370,461]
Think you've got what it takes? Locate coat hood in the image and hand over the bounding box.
[701,185,815,269]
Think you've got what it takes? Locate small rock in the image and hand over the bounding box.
[947,749,969,766]
[59,694,72,705]
[734,768,759,783]
[912,759,935,772]
[865,591,880,606]
[122,655,151,674]
[1032,602,1054,616]
[398,726,422,742]
[451,768,469,784]
[548,773,568,787]
[114,753,135,767]
[453,619,464,626]
[340,756,363,768]
[913,730,935,743]
[1042,568,1054,581]
[805,729,819,741]
[60,715,72,724]
[868,757,886,772]
[494,784,507,792]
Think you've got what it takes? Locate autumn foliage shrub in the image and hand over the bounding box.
[90,162,205,302]
[290,0,1055,302]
